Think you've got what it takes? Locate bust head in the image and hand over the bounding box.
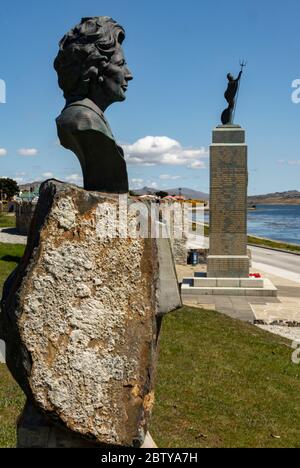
[227,73,234,81]
[54,16,133,111]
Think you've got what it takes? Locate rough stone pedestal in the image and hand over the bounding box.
[0,180,181,448]
[207,125,250,278]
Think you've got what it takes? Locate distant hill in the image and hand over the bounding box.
[248,190,300,205]
[18,182,209,200]
[133,186,209,200]
[17,182,300,205]
[19,181,41,192]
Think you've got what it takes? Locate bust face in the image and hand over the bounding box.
[102,47,133,105]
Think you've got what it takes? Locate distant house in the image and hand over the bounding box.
[138,194,160,201]
[163,195,185,203]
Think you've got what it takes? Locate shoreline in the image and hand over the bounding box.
[247,201,300,205]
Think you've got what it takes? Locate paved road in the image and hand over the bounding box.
[186,235,300,276]
[250,246,300,276]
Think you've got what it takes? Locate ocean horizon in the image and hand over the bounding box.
[247,204,300,245]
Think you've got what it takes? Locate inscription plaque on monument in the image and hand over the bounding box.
[207,125,250,278]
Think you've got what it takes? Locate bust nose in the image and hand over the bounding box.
[125,67,133,82]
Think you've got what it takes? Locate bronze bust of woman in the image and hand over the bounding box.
[54,17,133,193]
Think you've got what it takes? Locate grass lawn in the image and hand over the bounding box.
[0,242,26,447]
[0,242,300,448]
[151,308,300,448]
[247,235,300,254]
[0,214,16,229]
[0,366,25,447]
[200,223,300,254]
[0,243,25,295]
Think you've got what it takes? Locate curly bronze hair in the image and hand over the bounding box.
[54,17,125,100]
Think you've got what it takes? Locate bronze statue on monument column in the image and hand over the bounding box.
[221,61,246,125]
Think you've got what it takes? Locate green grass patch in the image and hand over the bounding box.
[0,242,26,447]
[1,243,300,447]
[0,243,25,295]
[0,366,25,447]
[200,224,300,253]
[0,214,16,229]
[151,307,300,448]
[247,235,300,253]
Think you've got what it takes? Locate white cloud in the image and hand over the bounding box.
[65,173,83,185]
[0,148,7,156]
[277,159,300,166]
[159,174,182,180]
[42,172,54,178]
[149,182,158,189]
[14,177,24,183]
[18,148,38,156]
[187,160,206,169]
[123,136,208,169]
[130,178,144,188]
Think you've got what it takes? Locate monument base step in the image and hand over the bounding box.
[207,255,250,279]
[181,277,277,297]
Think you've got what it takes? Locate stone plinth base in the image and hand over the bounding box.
[181,276,277,297]
[207,255,250,278]
[193,277,264,288]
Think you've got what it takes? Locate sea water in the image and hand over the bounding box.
[200,204,300,245]
[247,204,300,245]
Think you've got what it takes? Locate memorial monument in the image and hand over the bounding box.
[182,63,277,296]
[208,62,249,278]
[0,17,181,448]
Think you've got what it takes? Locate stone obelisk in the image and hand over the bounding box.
[207,124,250,278]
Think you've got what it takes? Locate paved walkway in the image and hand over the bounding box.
[0,227,27,245]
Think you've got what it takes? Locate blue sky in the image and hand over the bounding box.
[0,0,300,195]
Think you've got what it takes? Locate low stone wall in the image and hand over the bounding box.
[162,207,188,265]
[171,237,188,265]
[16,202,37,235]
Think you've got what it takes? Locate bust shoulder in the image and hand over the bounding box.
[56,98,114,140]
